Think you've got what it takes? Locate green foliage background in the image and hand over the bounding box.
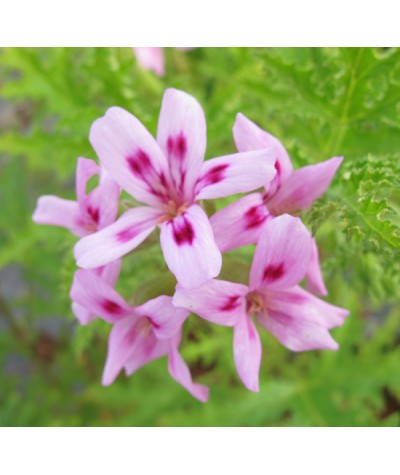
[0,47,399,426]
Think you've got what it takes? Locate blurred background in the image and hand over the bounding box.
[0,47,399,426]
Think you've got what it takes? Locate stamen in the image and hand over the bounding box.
[157,201,189,223]
[246,291,265,315]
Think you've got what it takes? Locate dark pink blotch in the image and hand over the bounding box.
[172,218,195,246]
[147,316,160,330]
[116,227,138,243]
[275,160,281,176]
[167,133,187,161]
[127,149,152,176]
[201,164,229,187]
[263,263,285,282]
[244,205,267,230]
[102,299,124,315]
[87,206,100,224]
[220,295,241,312]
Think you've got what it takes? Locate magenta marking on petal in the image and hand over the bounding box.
[203,164,229,186]
[176,134,187,160]
[263,263,285,282]
[219,295,241,312]
[172,217,195,246]
[244,205,267,230]
[127,149,152,177]
[116,227,138,243]
[147,316,160,329]
[167,137,174,156]
[167,133,187,161]
[87,206,100,224]
[275,160,281,176]
[127,150,170,203]
[159,172,168,188]
[102,299,124,315]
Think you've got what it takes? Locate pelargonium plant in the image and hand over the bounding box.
[33,87,349,402]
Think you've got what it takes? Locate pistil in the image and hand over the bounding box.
[158,200,189,223]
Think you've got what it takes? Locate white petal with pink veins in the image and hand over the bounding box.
[157,88,207,202]
[74,206,161,269]
[160,204,222,289]
[233,313,262,392]
[173,279,248,326]
[32,195,89,237]
[70,270,132,323]
[267,156,344,215]
[195,149,276,200]
[233,113,293,197]
[249,214,312,291]
[210,193,269,252]
[90,106,171,207]
[135,295,189,340]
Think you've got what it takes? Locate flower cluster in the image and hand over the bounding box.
[33,88,349,402]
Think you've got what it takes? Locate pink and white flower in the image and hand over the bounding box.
[74,89,277,289]
[33,157,120,238]
[210,113,344,295]
[33,157,122,324]
[70,269,209,402]
[174,214,349,392]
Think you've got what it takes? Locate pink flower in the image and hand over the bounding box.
[33,157,120,237]
[133,48,165,76]
[133,48,194,77]
[32,157,122,324]
[70,269,209,402]
[210,113,344,295]
[174,214,349,392]
[74,89,277,289]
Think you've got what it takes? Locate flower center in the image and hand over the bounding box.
[246,291,265,315]
[158,200,189,223]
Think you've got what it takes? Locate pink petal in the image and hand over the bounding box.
[306,238,328,296]
[76,157,99,215]
[86,170,121,230]
[71,302,95,325]
[135,295,189,340]
[89,106,170,207]
[70,260,122,325]
[195,149,276,200]
[233,313,262,392]
[70,269,132,323]
[173,279,248,326]
[32,195,88,237]
[123,332,170,378]
[266,286,349,330]
[133,47,165,76]
[159,204,222,289]
[157,88,206,202]
[233,113,293,197]
[168,339,209,402]
[249,214,312,291]
[257,306,339,352]
[267,156,344,215]
[209,193,270,252]
[74,206,161,269]
[102,315,169,385]
[100,259,122,288]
